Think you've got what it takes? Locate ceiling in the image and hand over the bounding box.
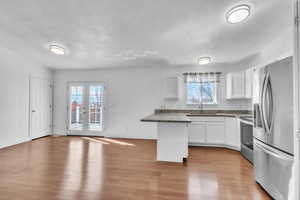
[0,0,293,69]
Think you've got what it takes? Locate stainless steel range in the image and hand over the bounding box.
[240,117,254,163]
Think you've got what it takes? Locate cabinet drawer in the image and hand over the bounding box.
[188,116,224,122]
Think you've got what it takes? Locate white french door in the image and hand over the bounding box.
[67,82,105,136]
[30,77,52,139]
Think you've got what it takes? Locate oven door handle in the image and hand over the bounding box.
[239,119,253,125]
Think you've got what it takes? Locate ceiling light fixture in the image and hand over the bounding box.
[226,4,251,24]
[49,44,65,55]
[198,57,211,65]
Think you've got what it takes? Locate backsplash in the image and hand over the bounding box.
[154,109,253,114]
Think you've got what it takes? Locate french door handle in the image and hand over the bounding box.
[32,110,36,113]
[296,130,300,140]
[260,73,269,133]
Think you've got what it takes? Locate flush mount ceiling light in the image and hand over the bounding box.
[198,57,211,65]
[226,4,251,24]
[49,44,65,55]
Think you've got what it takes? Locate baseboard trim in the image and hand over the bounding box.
[0,137,31,149]
[189,143,241,151]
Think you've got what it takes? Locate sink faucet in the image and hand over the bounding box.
[198,102,204,110]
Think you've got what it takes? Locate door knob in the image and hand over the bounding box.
[32,110,36,113]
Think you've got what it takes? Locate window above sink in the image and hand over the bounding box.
[184,72,220,105]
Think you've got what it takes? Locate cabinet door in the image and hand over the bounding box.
[226,71,246,99]
[225,117,240,148]
[188,122,206,143]
[232,71,245,98]
[226,73,233,99]
[245,68,254,98]
[206,122,225,144]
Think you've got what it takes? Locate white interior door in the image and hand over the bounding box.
[67,82,104,136]
[294,0,300,198]
[30,77,52,139]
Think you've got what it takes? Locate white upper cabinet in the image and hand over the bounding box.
[226,71,245,99]
[163,77,178,100]
[226,68,254,99]
[245,68,254,98]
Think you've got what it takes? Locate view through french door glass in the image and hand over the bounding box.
[68,82,104,135]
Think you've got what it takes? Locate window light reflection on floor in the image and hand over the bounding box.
[96,138,135,146]
[81,137,135,146]
[81,137,110,145]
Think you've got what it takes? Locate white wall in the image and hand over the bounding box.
[53,39,293,140]
[0,47,52,148]
[53,59,256,139]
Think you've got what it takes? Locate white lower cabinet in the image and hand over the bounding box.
[188,117,225,144]
[224,117,240,149]
[206,122,225,144]
[188,116,240,150]
[188,122,206,143]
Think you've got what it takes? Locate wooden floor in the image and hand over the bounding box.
[0,136,271,200]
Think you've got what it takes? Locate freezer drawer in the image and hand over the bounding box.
[254,139,293,200]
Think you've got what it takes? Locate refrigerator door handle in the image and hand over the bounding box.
[260,73,269,133]
[254,140,293,161]
[266,75,274,134]
[261,72,274,134]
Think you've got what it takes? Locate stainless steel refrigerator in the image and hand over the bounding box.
[253,56,294,200]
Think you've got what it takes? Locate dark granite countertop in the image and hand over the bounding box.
[187,113,253,118]
[141,109,253,123]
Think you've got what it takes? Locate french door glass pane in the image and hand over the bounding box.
[69,86,84,130]
[88,85,103,131]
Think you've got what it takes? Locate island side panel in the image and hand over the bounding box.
[157,122,189,162]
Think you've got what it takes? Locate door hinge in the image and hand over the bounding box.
[296,1,299,25]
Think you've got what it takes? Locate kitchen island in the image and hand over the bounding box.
[141,109,253,163]
[141,113,191,163]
